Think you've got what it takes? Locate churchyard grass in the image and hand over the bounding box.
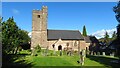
[12,50,118,68]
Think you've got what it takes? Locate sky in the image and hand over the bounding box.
[2,2,119,39]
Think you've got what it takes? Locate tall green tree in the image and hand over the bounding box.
[2,17,19,54]
[104,31,109,45]
[82,25,87,36]
[113,1,120,39]
[2,17,30,54]
[113,1,120,60]
[112,31,117,40]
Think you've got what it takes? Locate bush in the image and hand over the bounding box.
[74,50,78,53]
[31,44,41,56]
[35,44,41,53]
[27,49,32,52]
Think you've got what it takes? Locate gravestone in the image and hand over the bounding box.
[102,52,105,56]
[110,52,115,57]
[60,50,62,56]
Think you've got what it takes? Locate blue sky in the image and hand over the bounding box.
[2,2,118,38]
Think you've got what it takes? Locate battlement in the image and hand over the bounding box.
[33,6,47,13]
[42,6,47,8]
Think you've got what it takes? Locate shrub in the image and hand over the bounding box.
[31,44,41,56]
[35,44,41,53]
[74,50,78,53]
[27,49,32,52]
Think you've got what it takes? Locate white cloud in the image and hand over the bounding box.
[28,32,31,38]
[91,28,117,39]
[12,9,19,14]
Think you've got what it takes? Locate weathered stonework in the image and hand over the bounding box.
[48,39,83,51]
[31,6,48,49]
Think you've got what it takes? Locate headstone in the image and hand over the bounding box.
[69,51,72,56]
[110,52,115,57]
[60,50,62,56]
[103,52,105,56]
[79,49,86,66]
[97,52,100,56]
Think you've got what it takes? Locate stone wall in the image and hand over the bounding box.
[47,39,86,51]
[79,40,86,51]
[86,43,91,50]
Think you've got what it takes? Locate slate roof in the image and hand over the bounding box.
[84,36,99,43]
[47,29,84,40]
[84,36,91,43]
[89,36,99,43]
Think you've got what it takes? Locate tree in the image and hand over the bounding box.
[104,31,109,45]
[18,30,30,43]
[113,1,120,61]
[113,1,120,39]
[0,17,2,50]
[82,25,87,36]
[112,31,117,40]
[2,17,19,54]
[2,17,30,54]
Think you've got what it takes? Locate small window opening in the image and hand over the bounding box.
[37,15,40,18]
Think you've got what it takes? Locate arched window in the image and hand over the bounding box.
[52,44,55,48]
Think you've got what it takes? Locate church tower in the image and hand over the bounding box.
[31,6,48,49]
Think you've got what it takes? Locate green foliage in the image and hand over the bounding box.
[31,44,41,56]
[27,49,32,52]
[18,30,30,44]
[83,25,87,36]
[35,44,41,53]
[112,31,117,40]
[2,17,30,54]
[113,1,120,39]
[117,24,120,39]
[114,1,120,60]
[113,1,120,23]
[2,17,20,54]
[104,31,110,45]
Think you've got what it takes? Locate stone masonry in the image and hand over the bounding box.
[31,6,48,49]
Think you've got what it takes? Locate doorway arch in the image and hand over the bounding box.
[58,45,62,50]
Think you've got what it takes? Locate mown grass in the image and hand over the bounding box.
[5,50,119,68]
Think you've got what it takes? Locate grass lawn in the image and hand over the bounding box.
[25,55,105,66]
[3,50,119,68]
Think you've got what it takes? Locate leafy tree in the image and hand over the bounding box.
[18,30,30,43]
[82,25,87,36]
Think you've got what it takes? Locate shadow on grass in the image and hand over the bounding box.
[86,55,119,68]
[2,53,34,68]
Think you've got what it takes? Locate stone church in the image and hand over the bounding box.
[31,6,88,51]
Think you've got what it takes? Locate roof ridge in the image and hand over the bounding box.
[47,29,79,31]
